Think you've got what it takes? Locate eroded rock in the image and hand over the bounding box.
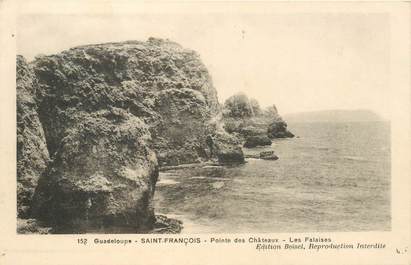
[243,135,272,148]
[206,130,245,164]
[267,121,294,138]
[16,56,49,218]
[31,111,158,232]
[221,93,294,140]
[17,218,52,234]
[152,215,183,234]
[17,38,238,233]
[259,151,279,160]
[217,147,245,164]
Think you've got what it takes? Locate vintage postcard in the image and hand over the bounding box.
[0,0,410,264]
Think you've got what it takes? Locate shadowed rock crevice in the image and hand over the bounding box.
[16,56,49,218]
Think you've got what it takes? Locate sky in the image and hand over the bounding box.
[17,13,391,119]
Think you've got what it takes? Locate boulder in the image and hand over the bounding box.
[31,111,158,232]
[267,121,295,138]
[259,151,279,160]
[243,135,272,148]
[206,129,245,164]
[217,147,245,164]
[152,215,183,234]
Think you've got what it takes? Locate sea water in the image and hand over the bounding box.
[154,121,391,233]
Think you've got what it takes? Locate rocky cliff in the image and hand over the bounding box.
[16,56,49,218]
[16,38,292,233]
[17,38,228,232]
[32,38,220,167]
[222,93,294,144]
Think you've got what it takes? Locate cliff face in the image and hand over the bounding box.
[17,38,225,232]
[31,111,159,232]
[32,38,219,166]
[17,38,295,232]
[16,56,49,218]
[222,93,294,141]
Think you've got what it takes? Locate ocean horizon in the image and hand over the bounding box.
[154,121,391,233]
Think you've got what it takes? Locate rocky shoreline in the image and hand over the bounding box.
[17,214,183,234]
[17,38,293,234]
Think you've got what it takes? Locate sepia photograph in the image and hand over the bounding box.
[15,11,392,235]
[1,1,410,264]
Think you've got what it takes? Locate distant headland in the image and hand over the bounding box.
[283,109,387,123]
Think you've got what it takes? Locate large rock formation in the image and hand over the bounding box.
[267,120,294,138]
[17,38,297,232]
[222,93,294,141]
[207,129,245,164]
[32,38,219,167]
[243,135,272,148]
[16,56,49,218]
[31,111,158,232]
[17,38,230,232]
